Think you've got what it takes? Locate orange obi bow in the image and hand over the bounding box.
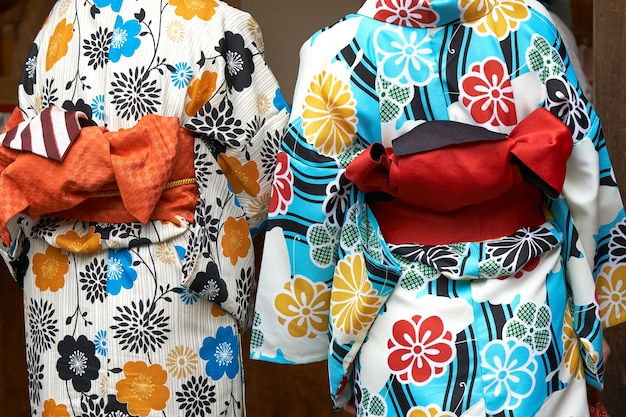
[0,108,198,245]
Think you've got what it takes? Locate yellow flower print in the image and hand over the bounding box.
[57,0,72,16]
[56,226,102,253]
[561,310,584,380]
[460,0,529,41]
[166,346,199,379]
[302,71,358,157]
[165,19,186,43]
[116,361,170,417]
[218,154,261,197]
[42,398,70,417]
[596,265,626,327]
[33,246,69,292]
[156,243,177,265]
[169,0,218,21]
[331,253,382,335]
[256,92,272,115]
[247,17,264,50]
[221,217,251,265]
[275,276,331,338]
[248,192,271,226]
[46,18,73,71]
[408,405,458,417]
[185,70,218,116]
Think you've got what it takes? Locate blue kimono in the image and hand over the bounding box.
[251,0,626,416]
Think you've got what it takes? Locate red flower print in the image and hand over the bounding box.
[374,0,439,28]
[387,314,455,384]
[460,58,517,127]
[269,151,294,216]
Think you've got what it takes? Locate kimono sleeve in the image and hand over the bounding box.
[539,22,626,329]
[181,11,290,235]
[250,33,360,364]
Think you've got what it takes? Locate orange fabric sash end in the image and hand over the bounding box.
[0,109,198,246]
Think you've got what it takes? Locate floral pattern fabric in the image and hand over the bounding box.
[251,0,626,416]
[0,0,289,416]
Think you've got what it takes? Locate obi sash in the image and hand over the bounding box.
[345,108,573,245]
[0,107,198,246]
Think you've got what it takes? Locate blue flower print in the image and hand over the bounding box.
[480,339,537,414]
[91,95,105,120]
[94,330,108,356]
[273,88,290,113]
[199,326,239,380]
[179,286,200,305]
[106,249,137,295]
[108,16,141,63]
[94,0,123,12]
[374,25,436,86]
[170,62,193,89]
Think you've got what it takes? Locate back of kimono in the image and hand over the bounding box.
[251,0,626,416]
[1,0,289,416]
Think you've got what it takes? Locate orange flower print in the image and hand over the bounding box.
[42,399,70,417]
[169,0,218,21]
[33,246,69,292]
[46,18,73,71]
[56,226,102,253]
[218,154,261,197]
[116,361,170,417]
[212,303,227,317]
[185,71,218,116]
[221,217,251,265]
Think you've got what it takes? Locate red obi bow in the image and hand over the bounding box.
[345,108,573,244]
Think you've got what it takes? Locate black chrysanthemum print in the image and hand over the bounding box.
[80,258,108,303]
[28,299,58,352]
[111,299,171,354]
[56,335,101,392]
[20,43,38,95]
[176,375,217,417]
[83,26,112,70]
[323,172,352,226]
[485,227,559,272]
[215,31,254,92]
[185,97,245,147]
[609,219,626,264]
[545,75,590,141]
[236,267,254,319]
[110,66,162,121]
[26,347,44,406]
[259,129,282,181]
[31,217,63,240]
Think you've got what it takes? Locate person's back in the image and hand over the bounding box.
[251,0,626,416]
[0,1,289,416]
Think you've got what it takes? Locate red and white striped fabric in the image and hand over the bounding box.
[1,105,86,161]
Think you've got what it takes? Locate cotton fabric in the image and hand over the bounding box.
[0,0,289,416]
[250,1,626,416]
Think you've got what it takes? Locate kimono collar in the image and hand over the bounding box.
[357,0,496,27]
